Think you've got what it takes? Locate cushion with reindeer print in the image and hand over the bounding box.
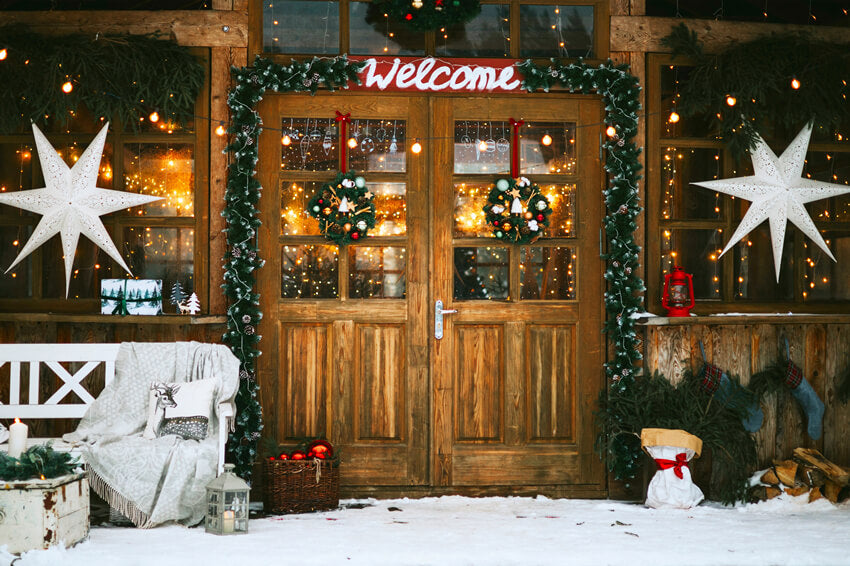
[144,378,217,441]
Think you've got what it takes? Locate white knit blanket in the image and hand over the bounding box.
[64,342,239,528]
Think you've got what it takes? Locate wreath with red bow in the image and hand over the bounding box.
[375,0,481,32]
[483,176,551,244]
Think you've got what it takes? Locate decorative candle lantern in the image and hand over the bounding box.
[662,265,694,317]
[205,464,250,535]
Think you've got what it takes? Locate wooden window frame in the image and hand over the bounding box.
[646,53,850,315]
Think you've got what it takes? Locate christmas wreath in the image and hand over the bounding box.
[374,0,481,32]
[307,171,376,245]
[483,176,551,244]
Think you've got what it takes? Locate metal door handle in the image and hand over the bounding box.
[435,300,457,339]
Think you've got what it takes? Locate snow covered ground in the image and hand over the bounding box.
[3,494,849,566]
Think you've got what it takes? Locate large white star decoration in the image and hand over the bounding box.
[691,123,850,282]
[0,123,162,297]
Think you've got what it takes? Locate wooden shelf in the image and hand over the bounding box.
[640,313,850,326]
[0,313,226,325]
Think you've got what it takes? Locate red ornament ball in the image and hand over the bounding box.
[493,220,500,227]
[268,456,276,461]
[290,450,307,460]
[351,231,360,240]
[536,214,544,221]
[307,439,334,458]
[278,453,289,460]
[405,13,413,19]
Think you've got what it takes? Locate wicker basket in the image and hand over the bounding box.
[262,459,340,514]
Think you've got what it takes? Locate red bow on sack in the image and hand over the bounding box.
[654,452,690,479]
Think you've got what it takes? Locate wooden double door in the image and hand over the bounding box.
[257,92,605,495]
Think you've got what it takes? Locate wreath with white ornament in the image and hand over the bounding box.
[483,176,551,244]
[374,0,481,32]
[307,171,376,245]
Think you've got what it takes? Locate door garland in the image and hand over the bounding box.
[225,55,642,482]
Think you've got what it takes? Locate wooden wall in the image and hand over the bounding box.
[643,316,850,469]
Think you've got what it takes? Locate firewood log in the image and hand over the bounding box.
[784,485,809,497]
[824,480,842,504]
[760,468,780,486]
[793,448,850,486]
[774,460,798,487]
[808,486,823,503]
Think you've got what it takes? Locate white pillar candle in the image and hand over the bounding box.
[221,510,235,533]
[8,418,28,459]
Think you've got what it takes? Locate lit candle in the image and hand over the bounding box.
[221,510,235,533]
[8,418,28,459]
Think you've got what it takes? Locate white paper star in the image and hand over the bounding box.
[691,123,850,282]
[0,123,162,297]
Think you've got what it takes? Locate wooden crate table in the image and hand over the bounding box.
[0,472,89,554]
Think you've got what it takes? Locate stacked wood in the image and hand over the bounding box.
[749,448,850,504]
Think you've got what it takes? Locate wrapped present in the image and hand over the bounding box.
[641,428,704,509]
[100,279,163,315]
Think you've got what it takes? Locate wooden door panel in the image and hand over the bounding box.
[454,325,503,442]
[452,447,581,486]
[279,324,329,441]
[356,324,405,441]
[527,324,575,442]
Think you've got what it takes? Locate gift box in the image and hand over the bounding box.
[100,279,163,315]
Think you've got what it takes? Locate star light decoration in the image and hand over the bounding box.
[691,123,850,282]
[0,123,162,297]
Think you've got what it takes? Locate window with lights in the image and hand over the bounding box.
[647,55,850,314]
[0,107,201,310]
[256,0,606,60]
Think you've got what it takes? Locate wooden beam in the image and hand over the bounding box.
[2,10,248,48]
[611,15,850,54]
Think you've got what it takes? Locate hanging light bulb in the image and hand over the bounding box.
[215,123,227,136]
[541,133,553,146]
[347,137,358,148]
[669,111,680,123]
[61,80,73,94]
[478,140,488,152]
[282,134,292,146]
[0,48,7,61]
[149,111,160,123]
[725,95,737,107]
[411,141,422,154]
[791,77,801,90]
[605,126,617,138]
[412,0,423,8]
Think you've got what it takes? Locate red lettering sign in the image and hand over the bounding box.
[348,57,524,94]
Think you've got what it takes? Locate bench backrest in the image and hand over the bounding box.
[0,343,121,419]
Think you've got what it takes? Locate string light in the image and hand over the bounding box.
[411,141,422,154]
[541,133,553,146]
[668,111,680,123]
[215,123,227,136]
[478,139,488,152]
[0,48,7,61]
[791,77,801,89]
[347,137,358,149]
[725,95,737,106]
[605,126,617,137]
[61,81,73,93]
[281,134,291,146]
[149,111,160,123]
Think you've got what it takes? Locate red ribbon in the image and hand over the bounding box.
[509,118,524,178]
[654,453,690,479]
[335,111,351,172]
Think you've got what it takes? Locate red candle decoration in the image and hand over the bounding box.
[509,118,525,178]
[335,110,351,171]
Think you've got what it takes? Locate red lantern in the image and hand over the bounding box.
[662,265,694,317]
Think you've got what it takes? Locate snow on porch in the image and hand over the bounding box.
[2,495,848,566]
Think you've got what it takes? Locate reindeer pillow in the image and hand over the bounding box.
[144,378,217,441]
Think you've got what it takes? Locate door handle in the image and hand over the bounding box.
[435,300,458,340]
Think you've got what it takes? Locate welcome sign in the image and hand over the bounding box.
[348,57,524,94]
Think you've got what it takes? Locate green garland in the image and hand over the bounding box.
[224,55,366,480]
[0,24,204,133]
[374,0,481,32]
[661,23,850,157]
[483,176,550,244]
[307,171,376,245]
[0,442,80,481]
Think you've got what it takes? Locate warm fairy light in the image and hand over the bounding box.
[411,141,422,154]
[149,111,160,123]
[61,81,73,93]
[668,111,680,123]
[605,126,617,138]
[215,124,227,136]
[281,134,291,146]
[12,240,18,246]
[541,134,553,146]
[347,137,358,149]
[791,77,801,90]
[478,140,488,152]
[0,48,6,61]
[725,95,737,107]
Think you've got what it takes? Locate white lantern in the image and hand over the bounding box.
[205,464,250,535]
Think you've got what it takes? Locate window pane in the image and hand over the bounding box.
[348,119,406,172]
[454,246,509,300]
[660,228,723,300]
[454,181,490,237]
[373,182,407,236]
[349,246,406,298]
[123,143,193,216]
[659,65,714,138]
[520,246,576,300]
[122,227,194,293]
[0,225,32,298]
[281,118,339,172]
[281,180,323,236]
[454,120,510,174]
[263,0,340,54]
[539,183,576,238]
[661,147,724,220]
[0,143,34,195]
[519,5,593,59]
[805,151,850,222]
[349,2,426,56]
[436,5,511,58]
[281,244,339,298]
[521,122,577,176]
[805,231,850,301]
[734,227,794,301]
[42,238,105,299]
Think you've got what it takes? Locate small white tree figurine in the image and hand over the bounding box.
[185,292,201,315]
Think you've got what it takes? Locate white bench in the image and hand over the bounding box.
[0,343,232,474]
